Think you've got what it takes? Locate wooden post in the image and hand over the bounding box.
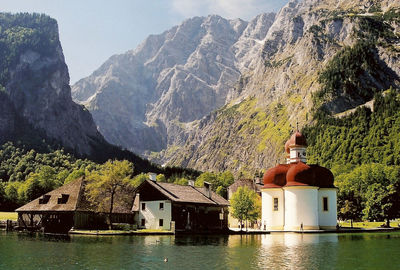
[19,213,28,230]
[30,213,34,228]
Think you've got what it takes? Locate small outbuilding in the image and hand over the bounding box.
[132,179,230,232]
[16,177,135,233]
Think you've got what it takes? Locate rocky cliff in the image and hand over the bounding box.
[72,0,400,175]
[0,13,116,157]
[71,13,276,156]
[168,0,400,175]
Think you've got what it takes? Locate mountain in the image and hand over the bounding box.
[167,0,400,175]
[73,0,400,176]
[71,13,276,157]
[0,13,107,155]
[0,12,163,173]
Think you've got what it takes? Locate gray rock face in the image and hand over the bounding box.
[3,38,108,155]
[73,0,399,175]
[0,93,17,142]
[166,0,400,174]
[72,13,276,155]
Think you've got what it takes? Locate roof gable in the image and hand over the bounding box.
[16,177,84,212]
[137,180,229,206]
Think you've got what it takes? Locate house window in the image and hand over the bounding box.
[39,195,51,204]
[141,219,145,227]
[57,194,69,204]
[142,203,146,211]
[159,219,164,227]
[273,198,279,211]
[323,197,328,211]
[159,202,164,210]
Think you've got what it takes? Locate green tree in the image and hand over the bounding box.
[131,173,148,187]
[85,160,134,229]
[173,177,188,186]
[230,186,259,231]
[195,171,234,198]
[156,174,166,182]
[339,200,361,228]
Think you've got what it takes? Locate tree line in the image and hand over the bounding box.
[304,89,400,225]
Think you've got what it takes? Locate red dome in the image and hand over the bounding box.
[285,131,307,153]
[263,164,290,188]
[285,162,334,188]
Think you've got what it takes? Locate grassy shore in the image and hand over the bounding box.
[0,212,17,221]
[339,221,400,229]
[69,228,174,235]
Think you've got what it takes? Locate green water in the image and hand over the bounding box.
[1,232,400,270]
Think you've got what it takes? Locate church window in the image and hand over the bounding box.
[273,198,279,211]
[323,197,328,211]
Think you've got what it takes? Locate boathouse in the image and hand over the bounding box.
[261,130,337,231]
[132,178,229,232]
[16,177,135,233]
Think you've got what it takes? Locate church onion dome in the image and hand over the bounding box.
[285,162,335,188]
[285,131,307,153]
[263,164,290,188]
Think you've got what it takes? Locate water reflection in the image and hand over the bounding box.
[174,234,229,246]
[2,231,400,270]
[17,231,71,242]
[258,233,339,269]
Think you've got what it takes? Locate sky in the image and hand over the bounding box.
[1,0,288,84]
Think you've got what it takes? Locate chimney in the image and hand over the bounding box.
[149,173,157,181]
[204,181,211,199]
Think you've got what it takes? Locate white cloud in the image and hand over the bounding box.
[170,0,284,20]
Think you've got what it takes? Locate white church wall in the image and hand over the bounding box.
[284,186,319,230]
[318,188,337,229]
[261,189,284,230]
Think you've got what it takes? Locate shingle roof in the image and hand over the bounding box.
[16,177,134,214]
[144,180,229,206]
[16,177,84,212]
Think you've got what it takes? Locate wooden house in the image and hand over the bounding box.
[16,177,134,233]
[132,179,230,232]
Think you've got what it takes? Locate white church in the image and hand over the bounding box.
[261,130,337,231]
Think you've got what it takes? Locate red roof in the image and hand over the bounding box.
[262,162,334,188]
[263,164,290,188]
[285,131,307,153]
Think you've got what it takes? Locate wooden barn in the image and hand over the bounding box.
[132,179,230,232]
[16,177,135,233]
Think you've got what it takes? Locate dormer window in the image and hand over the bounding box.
[57,194,69,204]
[39,195,51,204]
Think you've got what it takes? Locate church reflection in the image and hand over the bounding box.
[257,233,339,269]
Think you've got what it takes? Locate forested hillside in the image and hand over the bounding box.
[0,142,202,211]
[0,13,200,211]
[304,89,400,224]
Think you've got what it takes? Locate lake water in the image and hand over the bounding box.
[1,231,400,269]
